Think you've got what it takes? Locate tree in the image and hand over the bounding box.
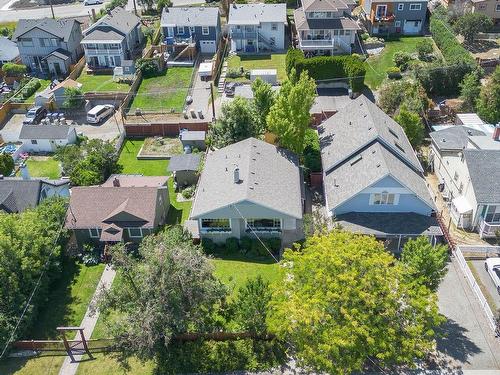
[267,230,444,374]
[401,237,448,292]
[416,39,434,60]
[156,0,172,10]
[454,13,493,44]
[394,105,425,148]
[251,78,275,135]
[378,78,430,116]
[266,70,316,154]
[0,154,14,176]
[459,70,481,112]
[211,97,258,148]
[63,87,83,109]
[477,66,500,124]
[393,51,413,71]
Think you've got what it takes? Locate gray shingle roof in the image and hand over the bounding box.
[191,138,302,219]
[464,149,500,204]
[85,7,140,36]
[302,0,355,12]
[430,126,485,151]
[43,48,71,61]
[81,29,125,43]
[12,18,81,42]
[168,154,201,172]
[0,37,19,62]
[228,4,287,25]
[161,6,220,27]
[19,125,73,140]
[0,179,41,213]
[294,9,360,30]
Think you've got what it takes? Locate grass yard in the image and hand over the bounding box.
[76,353,155,375]
[227,54,287,82]
[0,355,65,375]
[364,36,434,90]
[21,156,61,179]
[77,71,131,93]
[128,67,193,113]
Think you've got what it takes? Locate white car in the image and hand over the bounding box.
[484,258,500,294]
[86,104,114,124]
[83,0,103,5]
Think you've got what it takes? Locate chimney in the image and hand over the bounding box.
[112,177,120,187]
[20,164,30,180]
[493,124,500,141]
[233,167,240,184]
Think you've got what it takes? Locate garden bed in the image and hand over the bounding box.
[226,54,287,83]
[136,137,183,159]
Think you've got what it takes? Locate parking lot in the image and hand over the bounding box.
[469,259,500,310]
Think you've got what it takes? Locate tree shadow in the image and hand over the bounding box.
[239,55,273,62]
[435,318,482,366]
[166,206,183,225]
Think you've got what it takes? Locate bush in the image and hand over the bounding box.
[240,236,253,253]
[226,68,242,79]
[303,128,321,172]
[81,243,99,266]
[416,39,434,60]
[226,237,239,253]
[386,66,402,79]
[251,238,268,257]
[393,51,413,71]
[181,186,196,199]
[135,58,161,78]
[264,237,281,254]
[201,238,216,254]
[361,32,370,41]
[0,154,14,176]
[1,63,27,76]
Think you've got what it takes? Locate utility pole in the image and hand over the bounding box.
[48,0,55,19]
[132,0,137,16]
[210,82,216,122]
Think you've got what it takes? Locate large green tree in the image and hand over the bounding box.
[477,66,500,124]
[266,70,316,155]
[377,78,430,116]
[401,237,448,292]
[97,226,227,362]
[459,71,481,112]
[268,230,444,374]
[63,87,84,109]
[0,154,14,176]
[394,105,425,148]
[454,13,493,44]
[251,78,275,135]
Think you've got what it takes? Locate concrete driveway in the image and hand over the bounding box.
[434,257,500,372]
[0,113,24,143]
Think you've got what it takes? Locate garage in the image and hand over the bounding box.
[200,40,216,54]
[403,20,422,34]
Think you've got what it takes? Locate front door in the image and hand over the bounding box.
[53,62,62,76]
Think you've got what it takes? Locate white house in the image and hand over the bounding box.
[429,123,500,238]
[19,124,77,153]
[228,3,287,53]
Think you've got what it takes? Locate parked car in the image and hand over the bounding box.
[83,0,103,5]
[485,258,500,294]
[23,106,47,125]
[225,82,237,97]
[87,104,114,124]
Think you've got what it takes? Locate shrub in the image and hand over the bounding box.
[201,238,216,254]
[264,237,281,254]
[1,63,27,76]
[17,78,41,100]
[361,32,370,41]
[226,68,242,79]
[251,238,268,257]
[181,186,196,199]
[135,57,161,77]
[416,39,434,60]
[386,66,402,79]
[240,236,253,253]
[226,237,239,253]
[393,51,412,71]
[81,243,99,266]
[0,154,14,176]
[303,128,321,172]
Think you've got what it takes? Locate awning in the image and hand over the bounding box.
[452,196,473,214]
[100,223,123,242]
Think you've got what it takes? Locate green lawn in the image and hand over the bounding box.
[364,36,434,89]
[20,157,61,179]
[77,71,131,93]
[128,67,193,113]
[76,353,154,375]
[227,54,287,82]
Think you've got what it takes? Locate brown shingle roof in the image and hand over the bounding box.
[101,174,169,187]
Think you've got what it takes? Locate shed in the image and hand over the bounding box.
[167,154,201,187]
[198,62,213,79]
[250,69,277,84]
[180,129,206,150]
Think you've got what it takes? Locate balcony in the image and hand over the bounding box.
[299,38,335,48]
[373,13,395,23]
[84,47,123,56]
[479,217,500,238]
[231,31,257,39]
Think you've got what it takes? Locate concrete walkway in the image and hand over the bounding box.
[58,264,116,375]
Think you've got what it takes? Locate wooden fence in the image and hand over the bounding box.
[124,120,209,137]
[68,56,86,81]
[310,172,323,188]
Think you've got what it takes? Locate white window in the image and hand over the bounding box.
[200,219,231,232]
[21,38,33,47]
[246,218,281,232]
[398,3,404,10]
[127,227,143,238]
[202,26,210,35]
[409,3,422,10]
[167,26,174,36]
[395,20,401,27]
[345,30,351,35]
[371,191,397,205]
[89,228,100,238]
[50,38,58,47]
[271,23,277,31]
[485,205,500,223]
[177,26,185,35]
[376,4,387,17]
[496,3,500,10]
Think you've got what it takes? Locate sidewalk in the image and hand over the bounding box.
[58,264,116,375]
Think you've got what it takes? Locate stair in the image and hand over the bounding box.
[173,43,196,62]
[257,32,277,52]
[218,61,228,94]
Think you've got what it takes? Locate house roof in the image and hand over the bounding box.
[161,6,220,27]
[180,130,206,141]
[19,124,73,140]
[0,37,19,62]
[0,179,41,213]
[100,174,169,187]
[12,18,81,42]
[167,154,201,172]
[302,0,355,12]
[430,126,485,151]
[81,29,125,43]
[294,9,360,30]
[228,4,287,25]
[42,48,72,61]
[464,149,500,204]
[311,88,351,113]
[65,186,164,229]
[191,138,303,219]
[84,7,140,36]
[51,79,82,92]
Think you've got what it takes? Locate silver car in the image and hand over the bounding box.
[484,257,500,294]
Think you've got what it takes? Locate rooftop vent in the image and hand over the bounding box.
[233,167,240,184]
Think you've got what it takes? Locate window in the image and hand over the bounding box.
[345,30,351,35]
[372,191,397,205]
[177,26,185,35]
[189,26,195,34]
[409,3,422,10]
[376,4,387,17]
[202,26,209,35]
[271,23,277,31]
[246,218,281,232]
[339,30,344,36]
[200,219,231,232]
[30,140,37,144]
[496,3,500,11]
[395,20,401,27]
[167,26,174,36]
[485,206,500,223]
[398,3,404,10]
[89,228,100,238]
[21,38,33,47]
[127,227,143,238]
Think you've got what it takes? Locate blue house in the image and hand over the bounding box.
[161,6,221,54]
[319,95,441,251]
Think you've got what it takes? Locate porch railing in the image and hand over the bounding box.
[479,217,500,238]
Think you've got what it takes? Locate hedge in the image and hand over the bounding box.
[303,128,321,173]
[12,78,41,102]
[285,49,366,92]
[1,62,27,76]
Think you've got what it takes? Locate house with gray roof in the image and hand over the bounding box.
[189,137,304,245]
[429,124,500,237]
[12,18,83,76]
[161,7,221,54]
[319,95,440,250]
[228,3,287,53]
[0,37,20,66]
[82,7,143,69]
[167,154,201,187]
[19,124,77,153]
[294,0,360,55]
